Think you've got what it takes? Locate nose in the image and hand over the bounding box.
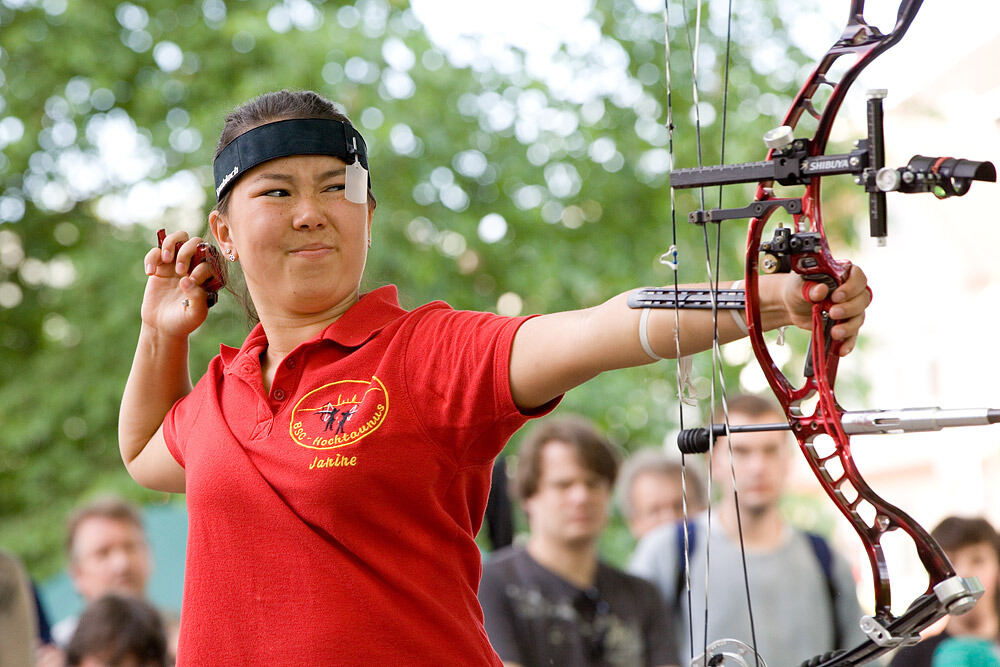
[742,452,771,480]
[108,546,132,572]
[567,482,596,505]
[654,504,680,525]
[292,195,327,230]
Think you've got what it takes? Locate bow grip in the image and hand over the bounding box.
[156,228,228,307]
[760,227,850,299]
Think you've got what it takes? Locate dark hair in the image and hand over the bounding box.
[713,394,783,422]
[932,516,1000,618]
[515,415,620,502]
[932,516,1000,555]
[65,594,167,667]
[66,497,145,560]
[212,90,376,327]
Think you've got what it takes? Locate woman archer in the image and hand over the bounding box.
[118,89,871,665]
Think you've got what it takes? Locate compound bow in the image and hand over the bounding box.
[629,1,997,665]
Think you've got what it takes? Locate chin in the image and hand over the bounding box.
[740,499,773,516]
[562,534,599,549]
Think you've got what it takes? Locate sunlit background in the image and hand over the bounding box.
[2,0,998,633]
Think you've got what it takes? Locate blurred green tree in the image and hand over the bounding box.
[0,0,836,575]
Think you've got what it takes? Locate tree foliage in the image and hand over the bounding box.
[0,0,820,575]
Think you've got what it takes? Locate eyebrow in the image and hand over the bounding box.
[251,169,347,183]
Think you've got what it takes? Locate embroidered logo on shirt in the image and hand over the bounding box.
[289,376,388,450]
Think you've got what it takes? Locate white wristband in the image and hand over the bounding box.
[639,308,665,361]
[729,280,749,335]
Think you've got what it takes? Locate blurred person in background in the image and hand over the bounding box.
[65,593,167,667]
[478,415,678,666]
[50,497,152,647]
[617,448,706,541]
[38,497,179,666]
[888,516,1000,666]
[0,549,38,666]
[629,394,864,666]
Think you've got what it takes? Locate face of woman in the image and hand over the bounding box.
[210,154,374,320]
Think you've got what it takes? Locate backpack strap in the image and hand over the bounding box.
[673,520,696,608]
[805,532,843,649]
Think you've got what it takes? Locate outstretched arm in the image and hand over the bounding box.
[118,231,219,493]
[509,267,870,410]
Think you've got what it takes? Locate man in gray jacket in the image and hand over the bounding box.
[629,394,865,667]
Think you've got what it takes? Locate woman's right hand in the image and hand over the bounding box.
[141,230,217,336]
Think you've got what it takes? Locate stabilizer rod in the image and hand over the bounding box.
[678,407,1000,453]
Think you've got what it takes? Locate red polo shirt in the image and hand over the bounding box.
[163,286,554,665]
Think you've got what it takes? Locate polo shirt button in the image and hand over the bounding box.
[286,358,296,369]
[273,388,286,401]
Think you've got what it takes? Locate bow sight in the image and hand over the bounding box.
[670,89,996,240]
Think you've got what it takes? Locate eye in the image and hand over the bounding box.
[262,189,290,197]
[325,183,346,193]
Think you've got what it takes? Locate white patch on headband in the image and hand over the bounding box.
[346,156,368,205]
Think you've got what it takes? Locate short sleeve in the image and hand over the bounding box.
[403,308,559,464]
[831,548,866,647]
[478,561,525,664]
[161,361,217,467]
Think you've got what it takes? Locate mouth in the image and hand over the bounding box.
[289,243,334,258]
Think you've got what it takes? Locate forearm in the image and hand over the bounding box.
[641,275,791,360]
[510,275,794,409]
[118,323,192,465]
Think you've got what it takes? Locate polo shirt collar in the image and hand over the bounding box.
[320,284,407,346]
[219,285,408,370]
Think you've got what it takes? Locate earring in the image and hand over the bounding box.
[227,250,236,261]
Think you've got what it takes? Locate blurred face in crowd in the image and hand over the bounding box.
[711,410,791,515]
[70,517,151,602]
[524,440,611,548]
[947,541,1000,623]
[627,470,685,539]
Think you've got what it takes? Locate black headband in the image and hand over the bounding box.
[212,118,371,201]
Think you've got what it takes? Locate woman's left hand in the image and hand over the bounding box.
[784,264,871,356]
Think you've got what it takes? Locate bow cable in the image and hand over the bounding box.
[704,5,768,667]
[661,2,700,659]
[667,1,761,664]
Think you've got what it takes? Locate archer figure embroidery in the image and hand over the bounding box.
[335,406,358,435]
[316,403,340,432]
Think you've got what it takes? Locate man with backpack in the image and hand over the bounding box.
[629,394,865,667]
